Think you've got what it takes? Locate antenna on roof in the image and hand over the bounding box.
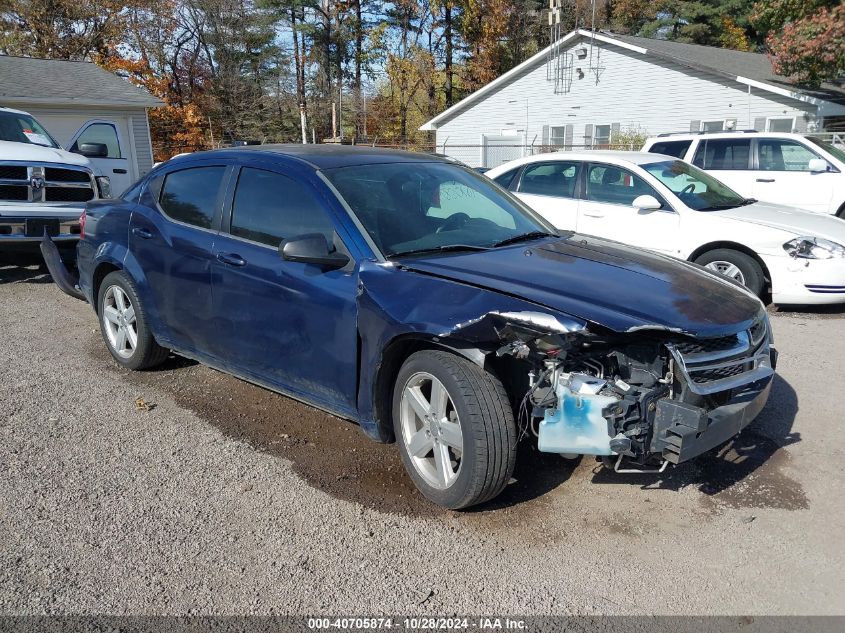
[546,0,574,94]
[588,0,605,84]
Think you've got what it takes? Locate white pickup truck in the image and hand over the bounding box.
[0,106,113,265]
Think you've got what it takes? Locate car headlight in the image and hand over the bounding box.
[783,237,845,259]
[95,176,112,199]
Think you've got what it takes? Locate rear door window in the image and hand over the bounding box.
[517,161,579,198]
[229,167,337,247]
[159,166,226,229]
[692,139,751,170]
[647,140,692,158]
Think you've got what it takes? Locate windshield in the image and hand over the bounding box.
[323,162,554,257]
[0,111,60,148]
[806,137,845,164]
[642,159,748,211]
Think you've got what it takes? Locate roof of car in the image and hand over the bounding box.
[0,105,31,116]
[647,131,810,142]
[173,144,449,170]
[488,151,673,173]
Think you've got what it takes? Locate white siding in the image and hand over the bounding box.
[434,40,818,167]
[131,112,155,176]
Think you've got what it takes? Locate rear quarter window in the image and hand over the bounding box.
[492,168,519,189]
[647,140,692,159]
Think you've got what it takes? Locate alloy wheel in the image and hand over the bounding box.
[399,371,463,490]
[102,285,138,359]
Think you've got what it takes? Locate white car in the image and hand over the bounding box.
[486,151,845,305]
[641,131,845,217]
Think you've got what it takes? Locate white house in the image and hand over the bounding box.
[0,55,162,186]
[420,29,845,168]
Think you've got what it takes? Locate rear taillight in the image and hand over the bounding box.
[79,210,86,239]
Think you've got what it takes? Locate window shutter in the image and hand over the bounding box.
[564,124,573,149]
[542,125,550,147]
[584,124,593,148]
[753,117,766,131]
[794,117,807,132]
[611,122,621,147]
[689,120,701,133]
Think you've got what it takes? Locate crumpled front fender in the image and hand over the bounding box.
[355,260,586,441]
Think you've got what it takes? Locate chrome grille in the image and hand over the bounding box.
[667,316,773,395]
[0,162,95,204]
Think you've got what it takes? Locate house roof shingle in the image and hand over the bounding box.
[611,33,845,104]
[0,55,162,108]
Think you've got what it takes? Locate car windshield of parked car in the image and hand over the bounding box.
[0,111,60,148]
[323,162,553,257]
[642,159,748,211]
[806,137,845,164]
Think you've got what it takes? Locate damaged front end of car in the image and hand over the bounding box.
[442,308,776,472]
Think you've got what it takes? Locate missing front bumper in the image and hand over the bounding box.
[650,364,775,464]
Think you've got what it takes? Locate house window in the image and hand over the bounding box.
[701,120,725,133]
[767,118,795,133]
[593,124,611,148]
[550,126,567,148]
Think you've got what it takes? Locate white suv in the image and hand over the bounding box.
[642,131,845,218]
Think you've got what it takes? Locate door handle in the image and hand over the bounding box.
[582,210,605,218]
[216,252,247,267]
[756,178,775,183]
[131,227,153,239]
[113,168,128,174]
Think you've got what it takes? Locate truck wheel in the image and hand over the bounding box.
[97,271,169,370]
[695,249,765,297]
[392,350,516,509]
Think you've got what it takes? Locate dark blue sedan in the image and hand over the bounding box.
[44,146,776,508]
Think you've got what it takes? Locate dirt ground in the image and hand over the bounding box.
[1,264,843,615]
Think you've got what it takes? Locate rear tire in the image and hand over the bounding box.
[694,248,765,297]
[392,350,516,509]
[97,271,169,370]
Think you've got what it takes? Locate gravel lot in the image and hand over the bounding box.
[1,264,844,616]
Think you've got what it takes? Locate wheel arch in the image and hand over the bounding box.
[91,261,123,313]
[688,241,771,282]
[370,334,492,444]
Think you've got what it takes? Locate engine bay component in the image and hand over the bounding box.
[537,373,617,456]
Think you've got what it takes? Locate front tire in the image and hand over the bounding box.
[694,248,765,297]
[98,271,169,370]
[392,350,516,509]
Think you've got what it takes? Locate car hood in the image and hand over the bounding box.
[713,201,845,243]
[0,140,92,169]
[395,234,763,338]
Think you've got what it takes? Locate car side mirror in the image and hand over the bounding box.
[632,194,662,211]
[281,233,349,268]
[75,142,109,158]
[808,158,828,173]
